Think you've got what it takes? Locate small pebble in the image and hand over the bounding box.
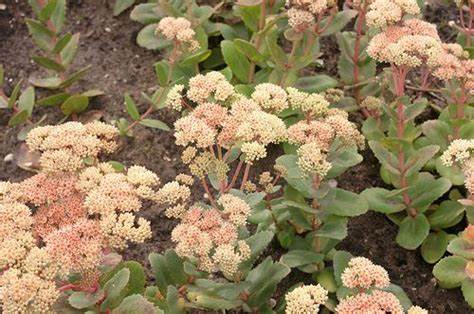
[105,27,112,33]
[4,153,13,162]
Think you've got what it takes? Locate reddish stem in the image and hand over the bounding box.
[239,164,251,190]
[226,160,244,192]
[201,178,217,207]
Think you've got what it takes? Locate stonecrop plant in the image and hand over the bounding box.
[360,0,473,262]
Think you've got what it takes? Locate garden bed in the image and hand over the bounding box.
[0,0,470,312]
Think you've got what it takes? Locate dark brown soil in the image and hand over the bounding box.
[0,1,471,313]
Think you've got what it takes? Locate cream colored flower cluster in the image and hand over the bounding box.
[367,19,443,68]
[0,202,61,313]
[286,89,364,177]
[285,284,328,314]
[0,122,159,312]
[170,74,289,166]
[429,44,473,88]
[335,257,427,314]
[286,0,336,31]
[26,121,118,173]
[156,17,199,50]
[366,0,420,28]
[170,194,252,279]
[340,256,390,289]
[442,139,474,195]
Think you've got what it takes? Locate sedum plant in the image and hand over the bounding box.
[359,0,473,259]
[283,254,427,313]
[26,0,103,119]
[0,122,163,313]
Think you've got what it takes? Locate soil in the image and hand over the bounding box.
[0,0,471,313]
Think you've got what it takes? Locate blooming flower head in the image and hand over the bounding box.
[156,17,199,50]
[297,143,332,178]
[341,256,390,289]
[213,240,251,279]
[408,305,429,314]
[367,19,442,68]
[366,0,420,28]
[218,194,251,227]
[174,115,217,148]
[236,110,287,145]
[26,122,118,173]
[286,0,336,31]
[285,284,328,314]
[335,290,404,314]
[287,87,329,118]
[186,71,235,105]
[251,83,289,114]
[440,139,474,168]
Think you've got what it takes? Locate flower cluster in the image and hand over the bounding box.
[340,256,390,289]
[367,19,442,68]
[286,0,336,32]
[335,257,426,314]
[170,194,252,280]
[0,122,159,312]
[156,17,199,51]
[287,88,364,177]
[285,284,328,314]
[26,121,118,173]
[442,139,474,196]
[366,0,420,28]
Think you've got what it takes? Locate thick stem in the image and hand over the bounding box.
[226,160,244,192]
[240,163,251,190]
[452,85,467,139]
[279,38,301,86]
[201,178,217,207]
[393,67,416,217]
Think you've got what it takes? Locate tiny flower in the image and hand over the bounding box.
[341,257,390,289]
[285,284,328,314]
[297,143,332,178]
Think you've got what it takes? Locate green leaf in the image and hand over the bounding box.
[130,4,163,24]
[38,0,58,22]
[69,290,105,309]
[124,94,140,120]
[50,0,66,32]
[234,39,265,63]
[422,120,450,149]
[280,250,324,268]
[82,89,104,97]
[448,238,474,260]
[361,188,405,214]
[319,188,368,217]
[314,215,348,240]
[30,76,63,89]
[234,3,260,32]
[320,10,358,36]
[37,92,70,106]
[0,64,4,86]
[7,80,23,108]
[180,49,212,67]
[245,258,290,308]
[149,250,188,294]
[428,200,465,229]
[409,177,451,210]
[18,86,35,115]
[61,95,89,115]
[294,75,338,93]
[404,145,439,177]
[462,279,474,308]
[221,40,250,83]
[382,284,413,311]
[112,294,156,314]
[154,61,169,86]
[32,56,65,72]
[60,33,80,67]
[137,24,171,50]
[59,66,90,89]
[52,33,72,54]
[433,256,468,288]
[26,18,55,51]
[101,268,131,310]
[421,231,451,264]
[8,110,29,126]
[368,141,400,175]
[113,0,136,16]
[139,119,170,131]
[314,268,337,293]
[396,214,430,250]
[333,250,352,285]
